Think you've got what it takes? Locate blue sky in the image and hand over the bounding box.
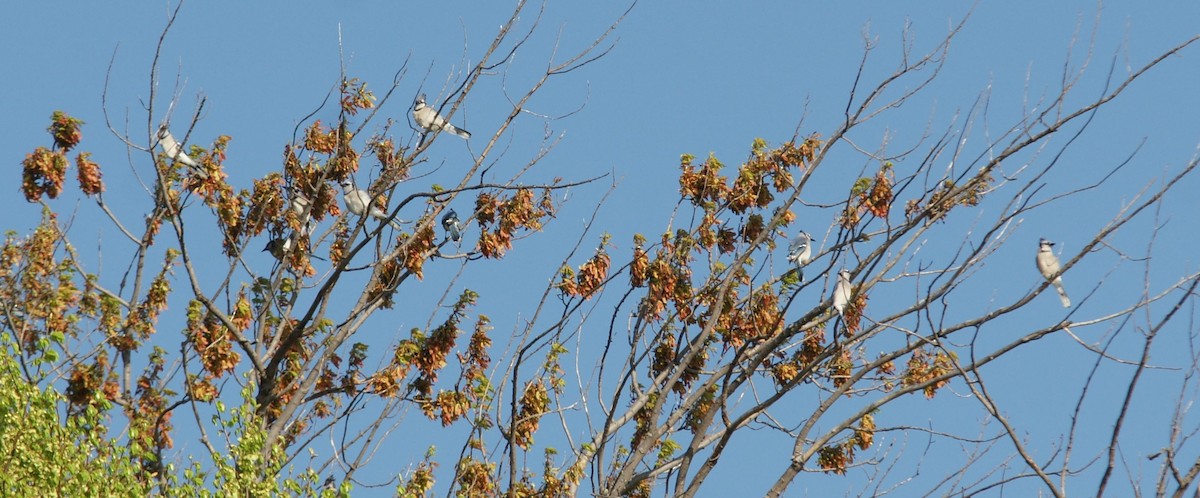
[4,1,1200,496]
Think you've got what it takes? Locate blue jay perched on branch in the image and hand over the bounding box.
[263,237,291,261]
[1035,238,1071,307]
[288,185,314,235]
[441,208,463,242]
[832,269,852,318]
[413,94,470,140]
[340,179,403,230]
[155,124,207,178]
[289,185,311,217]
[786,231,812,280]
[263,235,324,262]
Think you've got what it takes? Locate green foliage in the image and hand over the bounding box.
[0,337,148,497]
[164,382,339,497]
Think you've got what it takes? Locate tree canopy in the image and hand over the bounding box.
[5,2,1200,497]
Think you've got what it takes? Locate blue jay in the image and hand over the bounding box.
[264,235,324,262]
[786,231,812,280]
[413,94,470,139]
[441,208,463,242]
[288,186,311,217]
[155,124,207,178]
[832,269,852,318]
[288,185,314,235]
[263,237,291,260]
[1035,238,1071,307]
[340,179,403,229]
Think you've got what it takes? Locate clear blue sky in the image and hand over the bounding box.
[3,1,1199,496]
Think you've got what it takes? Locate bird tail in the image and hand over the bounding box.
[1053,281,1071,308]
[448,125,471,140]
